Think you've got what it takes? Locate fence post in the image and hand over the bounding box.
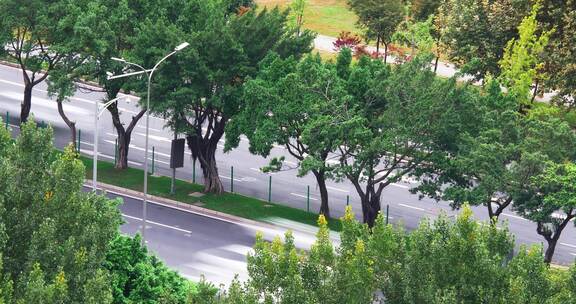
[77,129,81,153]
[231,166,234,193]
[386,204,390,225]
[5,112,8,130]
[192,158,196,184]
[268,175,272,203]
[114,138,118,166]
[150,146,156,175]
[307,185,310,213]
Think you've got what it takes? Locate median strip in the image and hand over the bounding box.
[81,156,342,232]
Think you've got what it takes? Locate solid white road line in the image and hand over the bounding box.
[501,213,528,221]
[290,193,318,201]
[391,183,410,189]
[326,186,349,193]
[219,175,243,182]
[135,132,171,142]
[398,203,425,211]
[136,125,165,133]
[79,149,143,166]
[122,213,192,234]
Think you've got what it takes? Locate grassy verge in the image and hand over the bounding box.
[81,156,342,231]
[256,0,360,37]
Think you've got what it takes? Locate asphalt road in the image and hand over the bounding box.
[0,63,575,270]
[102,187,332,286]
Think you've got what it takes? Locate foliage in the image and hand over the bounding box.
[515,161,576,263]
[392,14,435,57]
[333,31,362,52]
[410,0,441,21]
[499,1,552,105]
[226,51,352,217]
[415,80,576,222]
[347,0,405,62]
[195,205,576,303]
[147,0,314,194]
[537,0,576,106]
[331,54,476,226]
[0,121,121,303]
[436,0,531,81]
[104,235,194,304]
[288,0,307,34]
[0,0,107,122]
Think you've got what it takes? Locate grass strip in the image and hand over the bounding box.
[80,156,342,231]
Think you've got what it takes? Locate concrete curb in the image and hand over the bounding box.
[86,180,279,230]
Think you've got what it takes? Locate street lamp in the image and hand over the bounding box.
[107,42,189,245]
[92,95,130,191]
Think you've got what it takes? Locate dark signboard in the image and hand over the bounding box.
[170,138,186,169]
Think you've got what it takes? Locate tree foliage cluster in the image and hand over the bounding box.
[0,121,201,304]
[193,206,576,303]
[230,46,576,263]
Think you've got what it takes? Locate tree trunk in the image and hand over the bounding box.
[543,238,558,264]
[56,98,77,150]
[531,78,540,104]
[376,36,380,57]
[362,194,381,227]
[538,213,574,264]
[434,55,440,73]
[383,42,388,64]
[312,170,330,218]
[21,83,33,123]
[186,134,224,194]
[486,197,513,222]
[106,102,146,169]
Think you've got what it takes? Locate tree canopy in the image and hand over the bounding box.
[347,0,405,62]
[148,1,314,193]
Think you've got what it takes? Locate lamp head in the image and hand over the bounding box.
[174,42,189,51]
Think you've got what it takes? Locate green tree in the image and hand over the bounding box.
[392,15,435,58]
[500,1,552,105]
[411,0,441,21]
[437,0,531,81]
[515,161,576,263]
[332,55,474,226]
[394,207,514,303]
[0,121,121,303]
[226,51,353,218]
[347,0,404,63]
[0,0,97,123]
[84,0,183,170]
[104,235,193,304]
[289,0,307,35]
[227,0,255,14]
[415,81,575,221]
[537,0,576,106]
[147,2,314,193]
[201,205,570,303]
[45,0,111,150]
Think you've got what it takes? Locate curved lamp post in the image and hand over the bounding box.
[92,95,131,191]
[106,42,189,245]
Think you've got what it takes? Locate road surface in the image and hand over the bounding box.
[102,187,334,286]
[0,63,574,272]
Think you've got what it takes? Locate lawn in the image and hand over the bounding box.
[81,156,342,231]
[256,0,360,37]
